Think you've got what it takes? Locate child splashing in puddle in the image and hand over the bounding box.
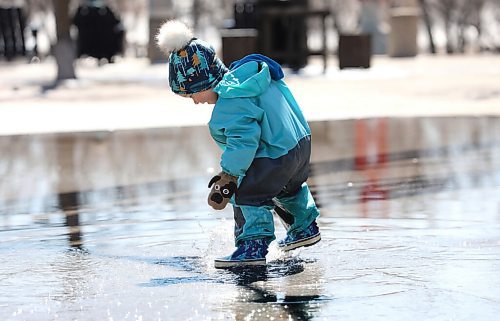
[156,20,321,268]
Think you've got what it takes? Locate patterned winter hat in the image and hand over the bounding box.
[156,20,228,95]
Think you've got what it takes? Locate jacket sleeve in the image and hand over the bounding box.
[210,99,263,177]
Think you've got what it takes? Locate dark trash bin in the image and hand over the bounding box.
[0,7,27,60]
[73,3,125,62]
[338,34,372,69]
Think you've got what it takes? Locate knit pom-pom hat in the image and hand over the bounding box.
[156,20,227,95]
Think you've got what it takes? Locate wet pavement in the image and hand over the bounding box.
[1,116,500,320]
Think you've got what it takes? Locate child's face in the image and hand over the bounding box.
[181,89,218,105]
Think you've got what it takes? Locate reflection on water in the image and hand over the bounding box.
[310,117,500,221]
[2,117,499,221]
[1,116,500,320]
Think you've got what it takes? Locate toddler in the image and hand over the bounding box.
[157,20,321,268]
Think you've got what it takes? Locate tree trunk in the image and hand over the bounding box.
[53,0,76,81]
[444,19,454,53]
[456,18,466,53]
[419,0,436,53]
[192,0,201,32]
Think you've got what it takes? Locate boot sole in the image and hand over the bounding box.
[279,233,321,252]
[214,258,266,269]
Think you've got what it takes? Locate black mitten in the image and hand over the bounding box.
[208,171,238,210]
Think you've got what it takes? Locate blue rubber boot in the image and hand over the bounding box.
[214,238,270,269]
[278,220,321,251]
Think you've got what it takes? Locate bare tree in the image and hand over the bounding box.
[419,0,436,53]
[53,0,76,81]
[431,0,457,53]
[189,0,230,33]
[322,0,361,35]
[456,0,485,52]
[192,0,202,31]
[493,0,500,50]
[429,0,489,53]
[106,0,148,56]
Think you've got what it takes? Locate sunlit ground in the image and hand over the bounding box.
[1,54,500,135]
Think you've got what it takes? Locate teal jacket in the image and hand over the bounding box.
[209,61,311,177]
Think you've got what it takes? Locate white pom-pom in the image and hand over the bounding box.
[155,20,193,53]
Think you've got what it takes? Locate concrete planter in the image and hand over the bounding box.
[388,7,420,57]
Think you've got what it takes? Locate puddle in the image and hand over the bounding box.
[1,117,500,320]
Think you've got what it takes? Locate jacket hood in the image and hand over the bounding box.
[229,54,284,80]
[213,61,272,99]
